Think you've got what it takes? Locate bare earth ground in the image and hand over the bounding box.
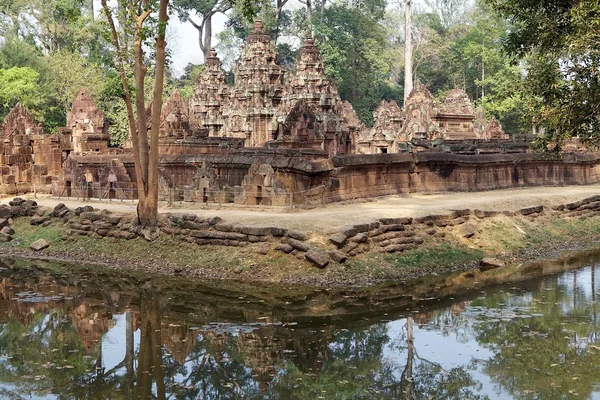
[3,184,600,233]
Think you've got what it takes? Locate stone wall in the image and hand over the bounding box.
[326,152,600,203]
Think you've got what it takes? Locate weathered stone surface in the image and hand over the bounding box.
[451,209,471,217]
[339,225,358,237]
[479,257,505,271]
[256,243,270,254]
[329,249,347,263]
[379,217,413,225]
[519,205,543,216]
[1,226,15,235]
[0,232,12,242]
[209,217,223,226]
[552,204,565,211]
[351,233,368,243]
[460,223,477,238]
[79,211,102,221]
[286,230,308,241]
[30,216,50,226]
[474,209,498,218]
[184,221,211,230]
[385,244,412,253]
[30,239,50,251]
[275,243,294,253]
[0,206,12,219]
[287,238,310,252]
[425,228,436,235]
[238,226,273,236]
[305,250,329,268]
[0,218,8,229]
[381,224,405,232]
[329,233,347,248]
[191,230,247,241]
[214,223,233,232]
[9,198,25,206]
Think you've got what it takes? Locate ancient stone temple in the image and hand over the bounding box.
[358,100,404,154]
[10,18,592,208]
[0,104,68,194]
[220,20,285,147]
[190,48,229,137]
[64,88,110,153]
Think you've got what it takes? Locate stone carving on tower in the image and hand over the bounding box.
[66,88,109,153]
[401,84,439,141]
[436,88,477,139]
[190,48,229,137]
[221,20,285,147]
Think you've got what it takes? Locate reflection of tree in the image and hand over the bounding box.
[135,291,166,400]
[393,317,488,400]
[0,310,97,398]
[472,268,600,400]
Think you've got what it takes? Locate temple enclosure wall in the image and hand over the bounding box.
[48,151,600,207]
[326,152,600,203]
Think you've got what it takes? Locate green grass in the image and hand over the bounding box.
[387,243,485,270]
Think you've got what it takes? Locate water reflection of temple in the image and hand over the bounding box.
[0,269,336,393]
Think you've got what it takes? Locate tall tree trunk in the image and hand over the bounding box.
[404,0,413,103]
[306,0,312,35]
[402,316,415,399]
[101,0,168,228]
[203,16,212,60]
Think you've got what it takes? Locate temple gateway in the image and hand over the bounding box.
[1,21,599,205]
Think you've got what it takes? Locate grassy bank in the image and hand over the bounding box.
[1,211,600,286]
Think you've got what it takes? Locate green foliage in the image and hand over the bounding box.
[488,0,600,148]
[0,67,42,120]
[313,2,401,125]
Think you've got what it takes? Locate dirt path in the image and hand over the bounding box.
[4,184,600,233]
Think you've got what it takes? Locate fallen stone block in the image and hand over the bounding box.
[379,217,413,225]
[0,206,12,219]
[381,224,405,233]
[451,209,471,218]
[1,226,15,235]
[0,233,12,242]
[287,238,310,252]
[460,223,477,238]
[9,198,25,206]
[287,230,308,241]
[214,223,233,232]
[385,244,412,253]
[339,225,358,237]
[191,230,247,241]
[552,204,565,211]
[351,233,368,243]
[474,209,498,219]
[479,257,505,271]
[30,239,50,251]
[329,233,347,248]
[329,249,347,263]
[275,243,294,254]
[519,205,543,216]
[30,216,50,226]
[0,218,8,229]
[238,226,273,236]
[305,250,329,268]
[79,211,102,222]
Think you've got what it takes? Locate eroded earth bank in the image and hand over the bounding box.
[1,184,600,287]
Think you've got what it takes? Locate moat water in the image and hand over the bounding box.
[0,252,599,399]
